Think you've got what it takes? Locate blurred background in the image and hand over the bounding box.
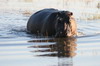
[0,0,100,20]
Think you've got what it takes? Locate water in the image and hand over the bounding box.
[0,0,100,66]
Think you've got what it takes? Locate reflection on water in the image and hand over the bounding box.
[28,37,77,57]
[0,35,100,66]
[28,37,77,66]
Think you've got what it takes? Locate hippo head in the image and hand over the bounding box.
[54,11,77,38]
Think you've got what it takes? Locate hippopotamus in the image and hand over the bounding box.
[27,8,77,37]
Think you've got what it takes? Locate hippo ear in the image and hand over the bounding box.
[66,11,73,17]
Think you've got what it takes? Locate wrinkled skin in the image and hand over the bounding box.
[27,8,77,37]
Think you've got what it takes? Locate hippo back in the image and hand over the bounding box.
[27,8,59,35]
[27,8,77,37]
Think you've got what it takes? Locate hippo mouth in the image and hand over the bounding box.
[55,31,72,38]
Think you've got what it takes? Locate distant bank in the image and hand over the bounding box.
[0,0,100,20]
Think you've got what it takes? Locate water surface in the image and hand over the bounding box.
[0,0,100,66]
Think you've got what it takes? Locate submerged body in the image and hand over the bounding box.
[27,8,77,37]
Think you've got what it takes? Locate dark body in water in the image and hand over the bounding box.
[27,8,77,37]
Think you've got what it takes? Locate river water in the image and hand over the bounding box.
[0,0,100,66]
